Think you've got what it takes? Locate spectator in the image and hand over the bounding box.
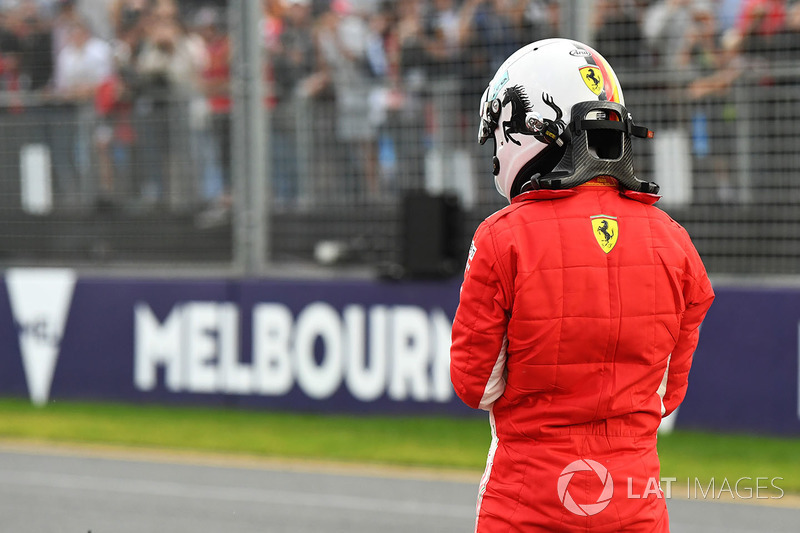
[592,0,645,71]
[461,0,546,76]
[774,1,800,53]
[109,0,149,38]
[53,19,110,97]
[683,1,744,101]
[456,0,546,204]
[391,0,429,191]
[93,63,138,206]
[193,5,230,214]
[724,0,787,60]
[395,0,428,78]
[94,2,147,202]
[364,1,399,191]
[0,30,24,113]
[136,10,198,98]
[717,0,745,35]
[135,7,200,203]
[51,0,83,59]
[151,0,177,20]
[263,0,284,53]
[526,0,560,40]
[317,0,384,198]
[272,0,317,104]
[51,18,112,206]
[459,0,557,116]
[422,0,465,81]
[643,0,695,69]
[679,4,723,72]
[721,0,796,204]
[10,0,54,91]
[270,0,318,204]
[681,4,739,204]
[91,0,147,207]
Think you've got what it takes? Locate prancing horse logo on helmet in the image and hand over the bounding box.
[591,215,618,253]
[501,86,565,146]
[580,65,604,96]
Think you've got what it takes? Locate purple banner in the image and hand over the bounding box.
[678,286,800,435]
[0,269,798,434]
[0,269,471,416]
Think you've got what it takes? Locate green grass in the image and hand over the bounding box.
[0,398,489,469]
[0,398,798,494]
[657,430,800,496]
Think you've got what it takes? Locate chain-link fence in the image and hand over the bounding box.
[0,0,798,276]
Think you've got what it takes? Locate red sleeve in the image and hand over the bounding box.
[95,76,117,115]
[450,220,512,410]
[662,230,715,416]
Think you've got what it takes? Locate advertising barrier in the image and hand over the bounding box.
[1,269,799,434]
[0,269,467,416]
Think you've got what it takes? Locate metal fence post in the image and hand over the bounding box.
[230,0,269,275]
[561,0,593,44]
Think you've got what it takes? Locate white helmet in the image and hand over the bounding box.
[479,38,656,202]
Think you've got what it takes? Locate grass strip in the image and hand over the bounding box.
[0,398,798,494]
[657,430,800,497]
[0,398,489,469]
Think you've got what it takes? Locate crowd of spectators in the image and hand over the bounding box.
[0,0,799,214]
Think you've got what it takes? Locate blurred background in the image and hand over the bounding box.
[0,0,799,433]
[0,0,798,276]
[0,4,798,531]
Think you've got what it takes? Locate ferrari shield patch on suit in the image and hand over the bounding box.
[591,215,618,253]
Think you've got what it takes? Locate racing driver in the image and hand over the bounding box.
[450,38,714,532]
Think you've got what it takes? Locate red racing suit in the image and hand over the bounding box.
[450,177,714,532]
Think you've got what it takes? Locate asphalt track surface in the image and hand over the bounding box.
[0,445,798,532]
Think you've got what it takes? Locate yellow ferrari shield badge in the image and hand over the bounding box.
[591,215,618,253]
[580,66,604,96]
